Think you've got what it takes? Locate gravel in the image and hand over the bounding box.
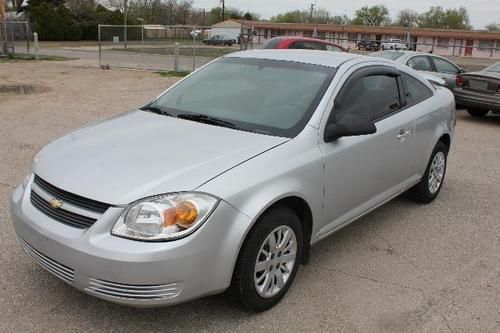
[0,61,499,332]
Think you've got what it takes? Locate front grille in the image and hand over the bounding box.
[86,278,183,301]
[31,190,97,229]
[33,175,112,214]
[18,237,74,284]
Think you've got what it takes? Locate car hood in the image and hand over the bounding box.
[33,110,288,205]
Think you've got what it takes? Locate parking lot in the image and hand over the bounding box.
[0,61,499,332]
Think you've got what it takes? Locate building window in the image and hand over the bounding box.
[478,40,494,51]
[496,41,500,52]
[437,38,449,48]
[348,33,358,41]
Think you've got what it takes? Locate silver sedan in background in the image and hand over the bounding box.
[11,50,455,312]
[370,50,465,90]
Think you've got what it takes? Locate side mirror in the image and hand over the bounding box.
[324,114,377,142]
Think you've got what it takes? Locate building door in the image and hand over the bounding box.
[465,40,473,56]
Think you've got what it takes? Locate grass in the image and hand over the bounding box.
[154,70,191,77]
[0,53,76,62]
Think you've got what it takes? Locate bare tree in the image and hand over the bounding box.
[396,9,418,27]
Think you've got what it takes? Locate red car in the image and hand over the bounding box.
[261,37,347,52]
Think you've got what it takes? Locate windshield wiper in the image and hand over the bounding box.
[177,113,237,129]
[141,105,173,117]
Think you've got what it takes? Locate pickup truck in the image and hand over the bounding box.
[381,39,408,50]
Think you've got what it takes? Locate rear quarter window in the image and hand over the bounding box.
[402,73,433,105]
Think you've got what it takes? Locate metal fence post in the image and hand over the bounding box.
[141,25,144,69]
[192,26,196,71]
[98,24,101,67]
[26,20,30,54]
[174,42,179,72]
[33,32,39,60]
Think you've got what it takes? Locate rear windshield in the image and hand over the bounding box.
[261,38,283,49]
[486,62,500,73]
[370,51,405,61]
[150,57,336,138]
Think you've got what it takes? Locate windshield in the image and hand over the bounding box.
[370,51,405,61]
[485,62,500,73]
[150,57,336,137]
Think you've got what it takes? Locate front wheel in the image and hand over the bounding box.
[230,206,303,312]
[467,108,489,117]
[407,141,448,203]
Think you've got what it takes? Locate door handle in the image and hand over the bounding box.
[397,129,412,140]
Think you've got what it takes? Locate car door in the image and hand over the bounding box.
[407,55,435,77]
[317,66,419,238]
[429,56,462,90]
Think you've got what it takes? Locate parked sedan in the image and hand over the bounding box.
[261,37,347,52]
[454,62,500,117]
[202,35,236,46]
[11,50,455,312]
[357,40,380,51]
[370,51,464,90]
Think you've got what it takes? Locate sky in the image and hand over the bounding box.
[191,0,499,29]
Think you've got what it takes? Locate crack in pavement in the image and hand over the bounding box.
[0,182,14,189]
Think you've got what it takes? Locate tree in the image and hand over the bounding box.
[486,23,499,31]
[270,10,306,23]
[417,6,471,29]
[23,0,82,40]
[396,9,418,27]
[351,5,390,26]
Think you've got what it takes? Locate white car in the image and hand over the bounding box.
[370,51,465,90]
[381,39,408,50]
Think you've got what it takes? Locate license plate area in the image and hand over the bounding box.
[469,79,488,90]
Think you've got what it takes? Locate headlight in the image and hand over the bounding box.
[112,192,219,241]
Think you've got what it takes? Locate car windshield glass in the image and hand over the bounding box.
[370,51,405,60]
[486,62,500,73]
[150,57,336,137]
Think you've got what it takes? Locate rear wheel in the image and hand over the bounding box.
[408,141,448,203]
[230,206,303,312]
[466,108,489,117]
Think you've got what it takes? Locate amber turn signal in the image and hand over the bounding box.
[163,201,198,228]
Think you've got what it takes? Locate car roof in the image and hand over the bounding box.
[276,36,339,45]
[225,49,368,68]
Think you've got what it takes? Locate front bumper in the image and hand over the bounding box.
[10,182,252,307]
[454,88,500,112]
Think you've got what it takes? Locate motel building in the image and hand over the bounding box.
[213,20,500,59]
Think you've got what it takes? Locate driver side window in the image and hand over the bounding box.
[335,74,402,122]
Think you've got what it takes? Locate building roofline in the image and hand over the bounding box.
[242,20,500,40]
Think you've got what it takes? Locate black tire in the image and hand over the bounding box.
[466,108,489,117]
[407,141,448,203]
[230,206,303,312]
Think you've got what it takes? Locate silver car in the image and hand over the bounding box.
[370,50,465,90]
[10,50,456,312]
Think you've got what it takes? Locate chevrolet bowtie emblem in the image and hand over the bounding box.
[49,198,63,209]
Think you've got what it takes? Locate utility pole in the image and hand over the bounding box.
[220,0,225,21]
[123,0,128,49]
[0,0,8,55]
[309,3,315,23]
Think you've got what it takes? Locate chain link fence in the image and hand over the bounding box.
[0,20,31,56]
[98,24,237,71]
